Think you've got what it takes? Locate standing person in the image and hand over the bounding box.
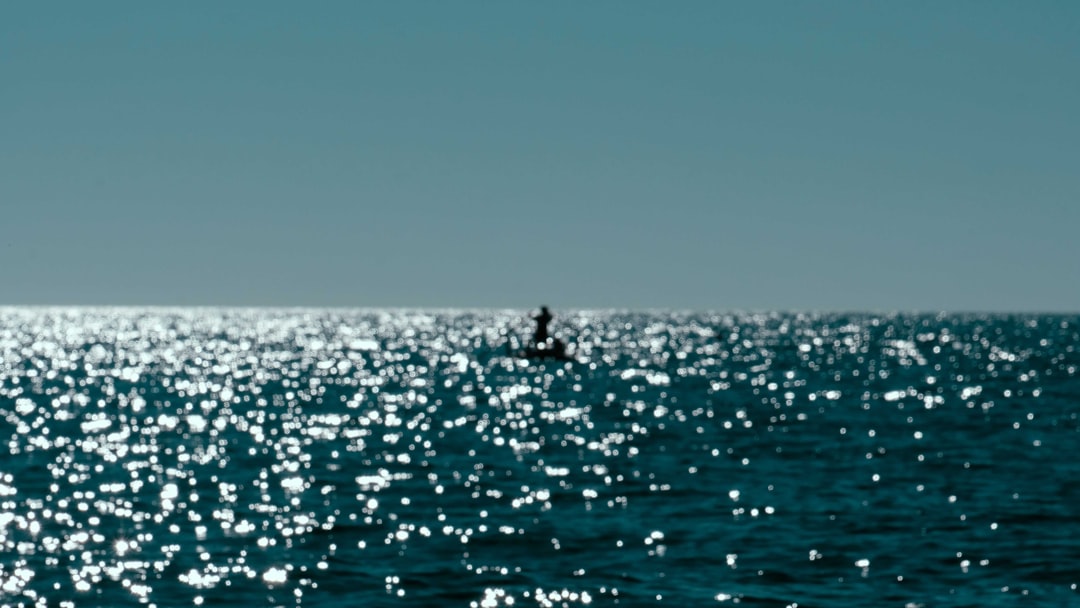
[532,306,553,345]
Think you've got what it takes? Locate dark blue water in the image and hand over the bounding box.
[0,309,1077,607]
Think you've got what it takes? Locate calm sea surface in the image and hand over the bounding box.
[0,309,1077,607]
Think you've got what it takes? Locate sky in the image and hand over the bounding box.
[2,2,1078,311]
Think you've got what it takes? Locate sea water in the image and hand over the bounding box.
[0,308,1077,607]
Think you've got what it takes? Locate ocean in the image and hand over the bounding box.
[0,308,1077,607]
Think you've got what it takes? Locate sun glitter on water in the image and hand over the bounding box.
[0,308,1077,606]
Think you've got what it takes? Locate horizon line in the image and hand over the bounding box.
[1,304,1077,315]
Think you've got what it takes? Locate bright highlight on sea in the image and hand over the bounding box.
[0,308,1077,607]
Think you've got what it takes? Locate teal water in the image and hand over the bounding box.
[0,309,1077,607]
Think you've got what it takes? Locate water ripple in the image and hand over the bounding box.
[0,309,1077,606]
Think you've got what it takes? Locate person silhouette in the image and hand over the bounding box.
[531,306,553,345]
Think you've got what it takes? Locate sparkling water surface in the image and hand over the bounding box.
[0,309,1078,607]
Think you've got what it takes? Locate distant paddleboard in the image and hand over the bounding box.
[506,336,576,362]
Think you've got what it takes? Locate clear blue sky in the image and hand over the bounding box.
[3,2,1078,311]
